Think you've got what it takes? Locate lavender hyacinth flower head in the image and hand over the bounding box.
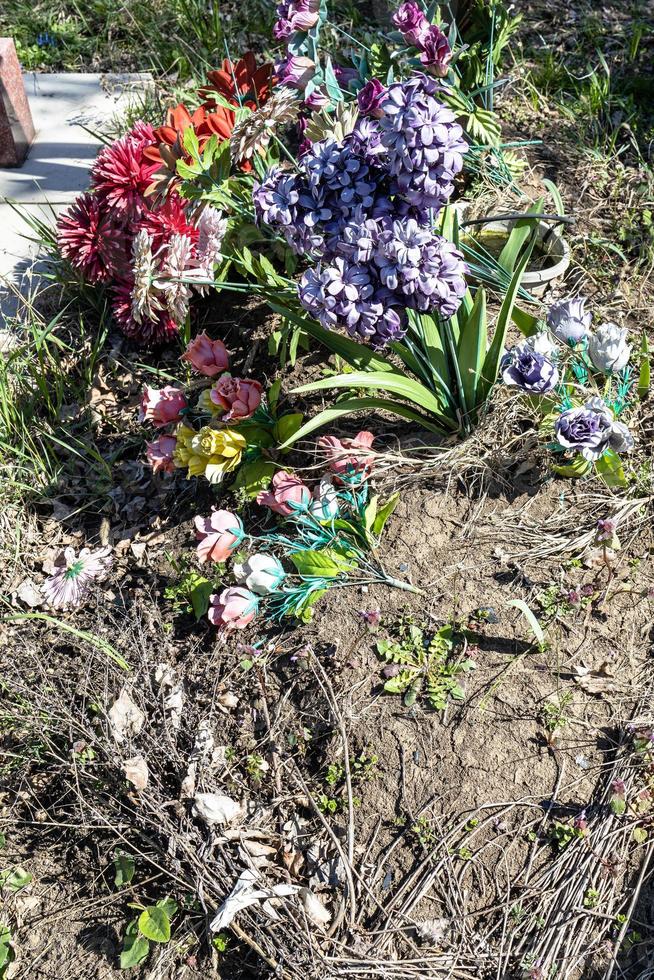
[501,337,559,394]
[379,73,468,211]
[554,396,633,461]
[392,1,430,47]
[357,78,387,118]
[547,296,592,345]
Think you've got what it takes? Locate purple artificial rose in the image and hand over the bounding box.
[275,55,316,89]
[392,1,430,47]
[332,63,358,88]
[547,296,592,345]
[501,338,559,394]
[554,397,633,461]
[357,79,387,118]
[305,86,330,110]
[419,25,452,76]
[273,0,319,39]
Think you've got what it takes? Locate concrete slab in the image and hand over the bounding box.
[0,71,153,322]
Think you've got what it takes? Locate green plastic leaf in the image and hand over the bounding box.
[0,924,14,974]
[278,396,448,449]
[190,579,213,620]
[293,371,453,423]
[372,492,400,538]
[290,549,356,578]
[476,231,538,407]
[595,449,627,489]
[507,599,545,646]
[294,587,327,622]
[231,459,277,498]
[138,906,170,944]
[638,332,650,400]
[457,286,487,412]
[498,198,544,274]
[120,921,150,969]
[113,853,135,889]
[273,413,304,447]
[0,867,32,894]
[551,455,592,479]
[363,496,378,532]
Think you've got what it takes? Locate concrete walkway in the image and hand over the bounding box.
[0,71,152,324]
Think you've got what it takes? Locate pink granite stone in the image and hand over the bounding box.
[0,38,35,167]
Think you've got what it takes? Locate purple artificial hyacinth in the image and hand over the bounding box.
[501,339,559,394]
[357,78,387,118]
[373,218,467,316]
[346,117,387,164]
[419,25,452,77]
[379,73,468,211]
[554,397,634,461]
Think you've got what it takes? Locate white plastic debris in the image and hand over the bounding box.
[210,869,299,931]
[193,792,243,827]
[299,888,331,928]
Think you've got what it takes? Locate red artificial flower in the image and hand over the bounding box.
[112,279,179,345]
[90,123,159,221]
[141,194,199,252]
[143,104,236,166]
[57,193,126,284]
[199,52,273,111]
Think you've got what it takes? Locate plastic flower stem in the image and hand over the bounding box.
[331,23,372,52]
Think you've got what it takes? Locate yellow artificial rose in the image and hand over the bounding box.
[173,423,196,467]
[177,426,247,484]
[197,389,222,416]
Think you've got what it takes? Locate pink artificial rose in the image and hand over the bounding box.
[277,55,316,89]
[195,509,244,564]
[146,434,177,474]
[139,385,187,427]
[305,87,330,110]
[209,375,263,422]
[181,332,230,377]
[208,587,258,630]
[256,471,311,516]
[318,431,375,483]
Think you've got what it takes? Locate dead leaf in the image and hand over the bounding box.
[209,870,298,931]
[16,580,43,608]
[108,689,145,743]
[123,755,149,790]
[575,673,623,696]
[130,541,147,561]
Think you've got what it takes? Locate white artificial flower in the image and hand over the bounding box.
[41,546,112,609]
[528,330,556,356]
[233,553,286,595]
[309,477,340,521]
[588,322,631,374]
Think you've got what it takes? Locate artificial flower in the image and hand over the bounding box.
[233,553,286,595]
[141,193,199,252]
[256,471,311,515]
[184,426,247,483]
[195,509,244,563]
[230,87,301,163]
[547,297,592,345]
[41,546,112,609]
[318,431,375,483]
[392,1,430,46]
[357,79,386,118]
[56,193,123,284]
[501,337,559,394]
[588,323,631,374]
[208,587,258,630]
[309,477,340,520]
[90,122,158,220]
[156,232,195,322]
[112,279,179,344]
[275,55,316,89]
[146,434,177,474]
[419,25,453,76]
[554,397,633,461]
[209,375,263,421]
[139,385,187,427]
[172,423,197,467]
[130,229,163,324]
[199,53,273,111]
[273,0,320,40]
[182,332,230,376]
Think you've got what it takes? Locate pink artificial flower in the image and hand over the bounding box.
[273,0,320,39]
[276,55,316,90]
[392,1,430,47]
[90,122,159,221]
[181,332,230,376]
[357,78,386,118]
[139,385,187,427]
[305,87,330,110]
[256,471,311,516]
[195,509,244,564]
[41,546,113,609]
[56,193,124,284]
[112,279,179,345]
[208,587,258,631]
[318,431,376,484]
[209,375,263,422]
[146,434,177,474]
